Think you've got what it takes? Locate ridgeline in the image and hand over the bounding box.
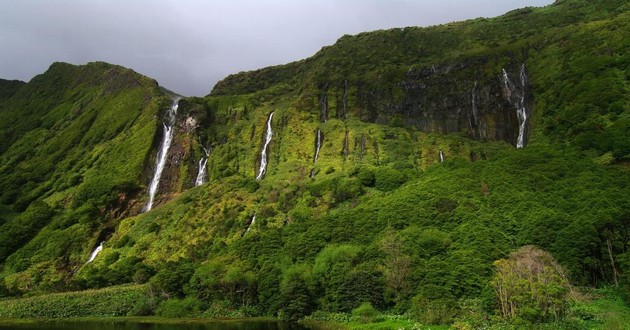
[1,0,629,328]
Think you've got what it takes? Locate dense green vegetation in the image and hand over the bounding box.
[0,62,168,294]
[0,284,151,318]
[0,0,629,329]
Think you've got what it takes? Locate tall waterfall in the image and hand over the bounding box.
[246,214,256,233]
[86,241,104,263]
[310,129,323,178]
[501,66,528,149]
[313,129,322,163]
[516,64,527,149]
[195,147,210,186]
[256,112,274,180]
[145,97,179,212]
[439,150,445,163]
[501,69,513,99]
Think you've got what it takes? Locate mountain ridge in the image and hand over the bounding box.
[0,0,629,326]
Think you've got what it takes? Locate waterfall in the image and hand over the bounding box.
[319,94,328,123]
[313,129,322,163]
[310,129,323,178]
[516,64,527,149]
[246,214,256,233]
[256,112,274,180]
[501,66,528,149]
[195,147,210,186]
[501,69,513,99]
[439,150,445,163]
[145,97,180,212]
[86,241,104,263]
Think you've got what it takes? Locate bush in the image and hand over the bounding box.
[0,284,150,318]
[149,260,194,298]
[409,295,458,325]
[492,245,571,323]
[155,297,204,317]
[374,167,406,192]
[352,302,380,323]
[333,177,363,204]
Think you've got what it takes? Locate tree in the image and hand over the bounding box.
[379,226,412,304]
[279,264,316,321]
[492,245,571,323]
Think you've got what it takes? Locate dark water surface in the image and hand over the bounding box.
[0,319,310,330]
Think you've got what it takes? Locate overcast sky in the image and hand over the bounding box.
[1,0,554,96]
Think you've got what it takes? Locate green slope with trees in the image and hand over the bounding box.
[1,0,630,329]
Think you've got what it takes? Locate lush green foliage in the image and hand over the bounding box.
[0,284,153,318]
[0,61,166,293]
[492,246,571,323]
[0,1,629,329]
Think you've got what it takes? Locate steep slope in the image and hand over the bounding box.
[211,0,629,159]
[0,62,175,292]
[0,0,629,327]
[67,0,630,323]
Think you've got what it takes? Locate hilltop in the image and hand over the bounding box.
[0,0,629,328]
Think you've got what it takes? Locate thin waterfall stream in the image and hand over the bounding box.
[256,112,274,180]
[195,147,210,186]
[145,97,179,211]
[86,241,104,263]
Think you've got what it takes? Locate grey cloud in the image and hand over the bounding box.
[0,0,554,96]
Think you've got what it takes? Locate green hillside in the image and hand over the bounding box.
[1,0,630,328]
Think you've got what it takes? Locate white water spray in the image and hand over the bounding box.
[313,129,322,163]
[516,64,527,149]
[145,97,179,212]
[256,112,274,180]
[86,241,104,263]
[246,214,256,233]
[501,69,512,99]
[501,66,528,149]
[439,150,445,163]
[195,147,210,186]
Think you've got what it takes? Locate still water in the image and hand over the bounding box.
[0,319,311,330]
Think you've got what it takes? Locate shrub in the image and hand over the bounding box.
[374,167,406,192]
[352,302,379,323]
[149,260,194,298]
[492,245,571,323]
[155,297,204,317]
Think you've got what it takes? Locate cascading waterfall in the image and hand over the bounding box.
[516,64,527,149]
[310,129,323,178]
[195,147,210,186]
[320,94,328,123]
[145,97,180,212]
[501,66,528,149]
[256,112,274,180]
[313,129,322,163]
[501,69,513,99]
[86,241,104,263]
[439,150,445,163]
[246,214,256,233]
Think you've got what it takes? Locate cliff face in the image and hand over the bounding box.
[209,0,628,158]
[145,98,211,208]
[308,60,532,148]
